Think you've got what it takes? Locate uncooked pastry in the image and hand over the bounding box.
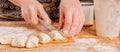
[48,30,65,40]
[26,35,39,48]
[0,35,15,44]
[11,35,28,47]
[38,33,51,44]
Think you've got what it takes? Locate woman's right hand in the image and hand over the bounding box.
[59,0,85,37]
[9,0,51,24]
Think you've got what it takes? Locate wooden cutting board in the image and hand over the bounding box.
[0,21,120,52]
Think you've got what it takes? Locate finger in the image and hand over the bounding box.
[25,10,31,23]
[76,19,84,34]
[62,10,72,37]
[76,10,85,34]
[28,7,38,24]
[37,5,51,24]
[21,10,30,23]
[58,8,65,29]
[69,12,80,37]
[21,11,27,21]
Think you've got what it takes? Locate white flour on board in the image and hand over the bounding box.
[0,26,35,36]
[74,38,98,45]
[66,38,99,52]
[93,44,118,52]
[73,38,119,52]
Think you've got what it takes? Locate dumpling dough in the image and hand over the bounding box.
[26,35,39,48]
[48,30,65,40]
[0,34,28,44]
[38,33,51,44]
[0,35,15,44]
[11,35,28,47]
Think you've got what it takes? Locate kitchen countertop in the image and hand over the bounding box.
[0,21,120,52]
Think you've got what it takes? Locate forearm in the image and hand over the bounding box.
[9,0,38,7]
[60,0,80,5]
[61,0,80,2]
[9,0,23,6]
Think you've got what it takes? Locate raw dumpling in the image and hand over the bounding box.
[48,30,65,40]
[38,33,51,44]
[26,35,39,48]
[11,35,28,47]
[0,34,29,44]
[0,35,15,44]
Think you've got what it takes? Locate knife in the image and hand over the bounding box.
[38,18,65,37]
[38,18,57,31]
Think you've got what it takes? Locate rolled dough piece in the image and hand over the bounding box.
[38,33,51,44]
[0,35,15,44]
[26,35,39,48]
[11,35,28,47]
[48,30,65,40]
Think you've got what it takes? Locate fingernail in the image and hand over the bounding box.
[70,31,75,36]
[62,30,69,36]
[58,26,61,30]
[46,20,51,25]
[30,19,36,24]
[70,27,76,36]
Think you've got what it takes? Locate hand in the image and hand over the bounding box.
[59,0,85,37]
[9,0,51,24]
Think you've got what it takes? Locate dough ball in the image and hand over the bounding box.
[48,30,65,40]
[11,35,28,47]
[26,35,39,48]
[0,35,15,44]
[38,33,51,44]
